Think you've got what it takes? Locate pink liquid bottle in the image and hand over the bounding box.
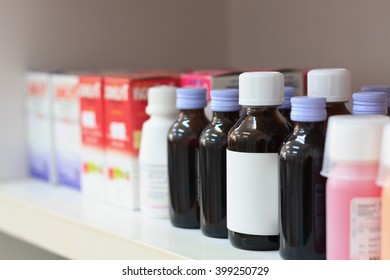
[322,115,389,260]
[376,122,390,259]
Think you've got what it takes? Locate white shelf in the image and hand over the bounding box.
[0,179,281,260]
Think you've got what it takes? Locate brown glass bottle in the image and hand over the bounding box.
[278,108,293,127]
[324,102,350,127]
[280,122,327,259]
[168,109,208,228]
[277,86,296,127]
[227,107,291,250]
[279,96,327,259]
[199,110,240,238]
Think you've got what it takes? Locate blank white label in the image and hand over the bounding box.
[110,122,127,140]
[350,197,381,260]
[227,150,279,235]
[82,111,96,128]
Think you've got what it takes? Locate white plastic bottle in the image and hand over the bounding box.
[139,85,178,218]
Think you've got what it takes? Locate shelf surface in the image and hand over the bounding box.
[0,179,281,260]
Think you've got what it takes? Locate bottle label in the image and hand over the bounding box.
[314,183,326,252]
[196,148,200,205]
[227,150,279,235]
[140,164,169,211]
[350,197,381,260]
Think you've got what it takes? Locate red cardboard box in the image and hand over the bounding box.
[104,72,179,209]
[79,75,106,201]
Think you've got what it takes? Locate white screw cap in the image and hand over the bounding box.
[239,72,284,106]
[308,68,351,102]
[146,85,177,116]
[321,115,389,179]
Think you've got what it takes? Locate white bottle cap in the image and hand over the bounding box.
[146,85,178,116]
[377,122,390,186]
[308,68,351,102]
[321,115,389,179]
[239,72,284,106]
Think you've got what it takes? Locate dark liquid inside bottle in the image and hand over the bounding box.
[324,102,350,127]
[199,111,240,238]
[279,122,326,259]
[278,108,293,127]
[227,107,291,250]
[168,109,209,228]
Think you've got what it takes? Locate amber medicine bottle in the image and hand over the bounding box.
[227,72,291,250]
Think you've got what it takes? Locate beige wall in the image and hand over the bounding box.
[228,0,390,91]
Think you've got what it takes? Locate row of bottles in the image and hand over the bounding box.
[139,68,390,260]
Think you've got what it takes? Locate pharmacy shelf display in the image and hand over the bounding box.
[0,179,281,260]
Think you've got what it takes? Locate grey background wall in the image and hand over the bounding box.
[0,0,228,180]
[227,0,390,90]
[1,0,390,259]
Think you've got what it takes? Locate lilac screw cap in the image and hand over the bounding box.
[210,89,240,112]
[352,92,387,115]
[176,87,207,109]
[290,96,327,122]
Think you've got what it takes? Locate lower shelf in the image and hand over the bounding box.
[0,179,281,260]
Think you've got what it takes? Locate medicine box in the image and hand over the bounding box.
[104,72,179,209]
[52,74,81,190]
[26,72,56,183]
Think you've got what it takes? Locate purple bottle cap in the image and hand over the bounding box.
[210,89,241,112]
[290,96,327,122]
[352,92,388,115]
[361,85,390,93]
[176,87,207,109]
[278,87,296,109]
[361,85,390,107]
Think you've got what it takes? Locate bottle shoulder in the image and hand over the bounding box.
[229,112,291,141]
[143,116,176,129]
[168,116,209,140]
[227,110,291,153]
[326,103,350,116]
[280,131,326,161]
[200,122,232,147]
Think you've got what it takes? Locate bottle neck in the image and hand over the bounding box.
[326,101,347,106]
[326,101,350,115]
[212,111,240,123]
[293,121,324,133]
[179,108,206,119]
[245,106,279,115]
[149,113,177,121]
